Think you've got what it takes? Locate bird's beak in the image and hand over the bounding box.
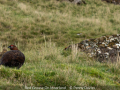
[8,46,11,48]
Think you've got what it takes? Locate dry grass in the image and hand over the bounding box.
[0,40,120,89]
[0,0,120,45]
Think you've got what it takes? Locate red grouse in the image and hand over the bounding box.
[0,45,25,69]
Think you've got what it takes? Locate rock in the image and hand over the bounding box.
[64,34,120,63]
[57,0,86,5]
[102,0,120,5]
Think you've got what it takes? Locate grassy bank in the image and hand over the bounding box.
[0,41,120,90]
[0,0,120,46]
[0,0,120,90]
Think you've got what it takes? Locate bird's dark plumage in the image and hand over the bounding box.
[0,45,25,69]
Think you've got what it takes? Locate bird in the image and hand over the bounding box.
[0,45,25,69]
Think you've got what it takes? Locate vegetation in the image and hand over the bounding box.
[0,0,120,89]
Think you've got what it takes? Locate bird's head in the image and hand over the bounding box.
[8,45,18,50]
[64,47,68,50]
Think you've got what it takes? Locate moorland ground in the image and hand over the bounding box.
[0,0,120,90]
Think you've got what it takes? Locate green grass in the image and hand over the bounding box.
[0,0,120,90]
